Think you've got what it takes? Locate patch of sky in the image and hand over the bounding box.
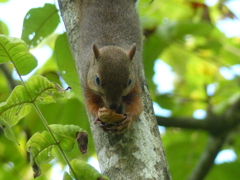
[206,83,217,96]
[216,1,240,37]
[205,0,218,7]
[12,45,52,81]
[193,109,207,119]
[205,0,240,37]
[50,161,67,180]
[153,102,168,133]
[153,102,171,117]
[0,0,55,38]
[88,157,101,172]
[215,149,237,164]
[220,64,240,80]
[153,59,175,93]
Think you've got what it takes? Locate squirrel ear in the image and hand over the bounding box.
[127,43,136,60]
[93,44,100,59]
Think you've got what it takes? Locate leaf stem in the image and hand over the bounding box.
[17,73,78,179]
[32,103,78,179]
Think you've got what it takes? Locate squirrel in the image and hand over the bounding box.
[78,0,143,133]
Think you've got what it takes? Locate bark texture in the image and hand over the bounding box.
[57,1,171,179]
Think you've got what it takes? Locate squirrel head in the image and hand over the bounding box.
[87,43,136,112]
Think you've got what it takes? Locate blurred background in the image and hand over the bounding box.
[0,0,240,179]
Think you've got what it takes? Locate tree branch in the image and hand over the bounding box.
[187,134,227,180]
[156,97,240,180]
[57,1,171,179]
[156,115,233,135]
[156,116,209,131]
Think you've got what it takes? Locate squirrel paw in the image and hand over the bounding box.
[95,107,133,133]
[106,115,133,133]
[98,114,133,134]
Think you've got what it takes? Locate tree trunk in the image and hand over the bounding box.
[57,1,171,179]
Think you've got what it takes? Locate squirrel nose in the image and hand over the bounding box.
[109,103,118,110]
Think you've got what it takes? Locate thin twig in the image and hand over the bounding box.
[14,69,78,179]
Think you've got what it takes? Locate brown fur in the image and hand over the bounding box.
[78,0,143,132]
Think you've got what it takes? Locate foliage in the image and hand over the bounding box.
[0,34,106,179]
[138,0,240,179]
[0,0,240,179]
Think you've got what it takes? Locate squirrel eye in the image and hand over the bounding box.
[95,76,101,86]
[128,78,132,86]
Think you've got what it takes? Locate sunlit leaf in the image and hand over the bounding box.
[26,124,87,178]
[0,20,9,35]
[174,22,213,37]
[63,172,73,180]
[0,75,65,127]
[0,0,9,3]
[49,124,87,152]
[0,118,19,144]
[0,35,37,75]
[138,0,193,22]
[26,131,55,178]
[70,159,110,180]
[21,3,60,47]
[0,75,66,144]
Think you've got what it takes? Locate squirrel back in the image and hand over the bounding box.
[78,0,143,132]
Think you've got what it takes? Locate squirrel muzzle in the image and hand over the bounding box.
[103,97,124,114]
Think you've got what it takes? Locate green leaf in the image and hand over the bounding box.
[26,124,86,178]
[162,130,207,179]
[63,172,74,180]
[174,22,213,38]
[0,35,37,75]
[0,0,9,3]
[21,3,60,47]
[26,131,56,178]
[155,94,175,110]
[54,33,82,101]
[0,75,64,126]
[0,118,19,144]
[0,20,9,35]
[49,124,87,152]
[206,162,240,180]
[143,33,165,90]
[70,159,110,180]
[1,103,32,127]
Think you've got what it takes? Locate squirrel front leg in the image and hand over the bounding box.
[102,86,143,133]
[114,93,142,133]
[84,88,104,121]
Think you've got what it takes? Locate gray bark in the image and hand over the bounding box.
[57,1,171,179]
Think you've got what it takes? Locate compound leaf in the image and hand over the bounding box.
[26,124,87,178]
[0,75,65,143]
[49,124,87,152]
[0,35,37,75]
[0,75,64,126]
[26,131,55,178]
